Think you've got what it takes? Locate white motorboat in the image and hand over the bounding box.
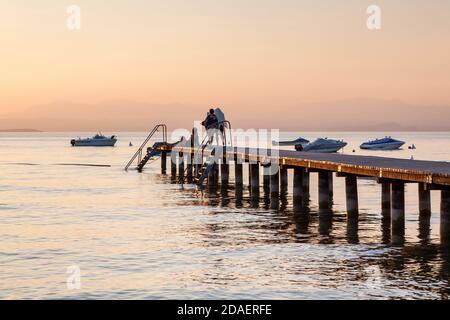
[272,137,310,147]
[297,138,347,153]
[360,137,405,150]
[71,133,117,147]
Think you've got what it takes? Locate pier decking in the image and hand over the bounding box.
[150,143,450,244]
[171,146,450,185]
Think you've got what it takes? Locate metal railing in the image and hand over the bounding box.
[124,124,167,171]
[178,121,234,183]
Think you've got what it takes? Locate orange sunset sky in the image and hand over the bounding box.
[1,0,449,131]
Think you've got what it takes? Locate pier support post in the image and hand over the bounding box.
[303,171,310,202]
[208,161,218,186]
[235,160,243,187]
[280,167,288,193]
[270,167,280,198]
[318,171,332,210]
[161,151,167,174]
[250,163,260,198]
[345,175,359,218]
[328,173,334,200]
[270,167,280,210]
[220,151,229,186]
[178,152,185,180]
[186,154,193,181]
[391,181,405,236]
[441,190,450,244]
[418,183,431,216]
[213,160,219,186]
[263,166,270,193]
[293,167,304,210]
[170,152,177,177]
[381,182,391,219]
[221,163,229,185]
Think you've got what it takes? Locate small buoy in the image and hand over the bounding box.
[352,149,356,153]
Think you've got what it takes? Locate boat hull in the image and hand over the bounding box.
[71,139,117,147]
[300,139,347,153]
[272,138,309,147]
[360,141,404,150]
[302,145,346,153]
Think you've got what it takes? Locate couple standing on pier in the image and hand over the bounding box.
[201,108,226,145]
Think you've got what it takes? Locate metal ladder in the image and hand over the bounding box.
[125,124,167,171]
[186,120,233,185]
[195,147,219,185]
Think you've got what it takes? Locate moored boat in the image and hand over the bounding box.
[71,133,117,147]
[272,137,310,147]
[297,138,347,153]
[360,137,405,150]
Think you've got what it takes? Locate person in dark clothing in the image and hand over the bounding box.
[202,109,218,130]
[202,109,219,144]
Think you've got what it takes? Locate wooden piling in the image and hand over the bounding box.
[391,181,405,236]
[161,151,167,174]
[186,154,193,181]
[345,175,359,218]
[418,183,431,216]
[213,161,219,185]
[302,170,310,201]
[178,152,185,180]
[318,171,332,210]
[293,167,304,209]
[220,150,229,186]
[270,167,280,198]
[170,152,177,177]
[250,163,260,199]
[235,161,243,187]
[441,189,450,244]
[280,167,288,193]
[381,182,391,219]
[208,162,217,186]
[263,166,270,192]
[328,172,334,200]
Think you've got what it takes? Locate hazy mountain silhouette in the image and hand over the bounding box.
[1,99,448,131]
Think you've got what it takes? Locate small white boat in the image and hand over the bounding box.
[272,137,310,147]
[360,137,405,150]
[297,138,347,153]
[71,133,117,147]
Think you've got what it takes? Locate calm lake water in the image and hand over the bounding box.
[1,132,449,299]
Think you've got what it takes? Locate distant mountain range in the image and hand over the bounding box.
[0,129,42,132]
[1,99,449,131]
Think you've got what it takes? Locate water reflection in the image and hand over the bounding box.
[347,217,359,244]
[381,217,391,245]
[3,132,450,299]
[158,176,450,299]
[418,214,431,246]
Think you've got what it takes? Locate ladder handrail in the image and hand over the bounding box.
[125,124,167,170]
[179,121,234,184]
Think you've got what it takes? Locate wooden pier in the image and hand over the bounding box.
[152,144,450,244]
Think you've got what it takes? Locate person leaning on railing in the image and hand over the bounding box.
[201,108,219,144]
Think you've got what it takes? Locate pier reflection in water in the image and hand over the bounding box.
[170,169,450,299]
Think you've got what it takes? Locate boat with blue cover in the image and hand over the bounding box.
[272,137,310,147]
[360,137,405,150]
[296,138,347,153]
